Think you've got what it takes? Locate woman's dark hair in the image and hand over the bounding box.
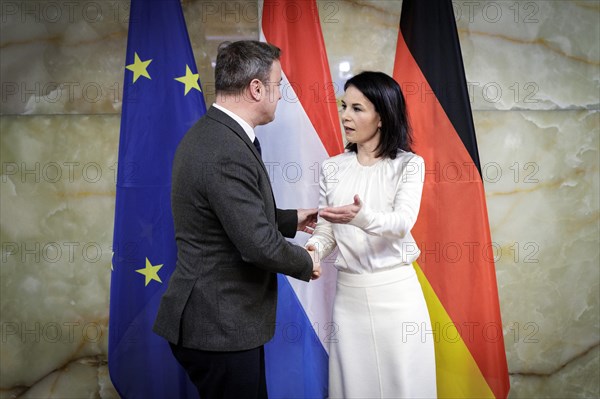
[344,71,413,158]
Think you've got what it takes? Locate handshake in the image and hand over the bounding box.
[306,244,321,280]
[297,208,321,280]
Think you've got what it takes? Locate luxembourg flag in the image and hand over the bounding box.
[256,1,344,397]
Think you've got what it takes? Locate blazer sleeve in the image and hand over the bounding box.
[203,151,313,281]
[276,209,297,238]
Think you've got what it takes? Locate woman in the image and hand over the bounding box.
[306,71,436,398]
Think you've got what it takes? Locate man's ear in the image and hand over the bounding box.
[249,79,262,101]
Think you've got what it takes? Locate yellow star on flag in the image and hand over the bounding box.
[175,65,201,95]
[126,52,152,83]
[135,257,163,286]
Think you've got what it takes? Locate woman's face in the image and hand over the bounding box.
[340,85,382,148]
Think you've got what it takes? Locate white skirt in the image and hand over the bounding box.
[329,265,437,399]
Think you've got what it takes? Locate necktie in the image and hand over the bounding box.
[253,137,262,157]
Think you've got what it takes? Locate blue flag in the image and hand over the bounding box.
[109,0,205,397]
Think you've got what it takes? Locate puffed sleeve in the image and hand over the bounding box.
[349,154,424,238]
[305,161,338,260]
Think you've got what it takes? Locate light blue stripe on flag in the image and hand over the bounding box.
[266,274,329,398]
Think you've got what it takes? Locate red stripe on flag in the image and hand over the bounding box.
[394,19,510,399]
[262,0,344,157]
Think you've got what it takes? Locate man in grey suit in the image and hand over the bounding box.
[153,41,321,399]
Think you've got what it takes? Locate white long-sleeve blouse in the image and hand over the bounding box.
[306,150,425,274]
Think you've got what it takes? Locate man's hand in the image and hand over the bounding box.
[306,244,321,280]
[297,208,318,233]
[319,195,362,224]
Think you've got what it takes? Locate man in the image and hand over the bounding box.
[153,41,321,399]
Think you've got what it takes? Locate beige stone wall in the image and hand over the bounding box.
[1,1,598,397]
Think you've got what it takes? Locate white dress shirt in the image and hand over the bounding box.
[213,103,255,143]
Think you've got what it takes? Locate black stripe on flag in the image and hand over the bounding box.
[400,0,482,173]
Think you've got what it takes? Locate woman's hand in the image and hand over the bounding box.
[319,195,362,224]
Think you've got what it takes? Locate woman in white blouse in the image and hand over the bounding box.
[306,71,436,399]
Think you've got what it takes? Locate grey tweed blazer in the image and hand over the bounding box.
[153,106,313,351]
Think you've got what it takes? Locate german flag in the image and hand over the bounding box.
[393,1,510,398]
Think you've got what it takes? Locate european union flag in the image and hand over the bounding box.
[109,0,205,397]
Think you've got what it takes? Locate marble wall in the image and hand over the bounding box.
[0,0,598,398]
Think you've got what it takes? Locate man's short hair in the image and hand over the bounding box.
[215,40,281,95]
